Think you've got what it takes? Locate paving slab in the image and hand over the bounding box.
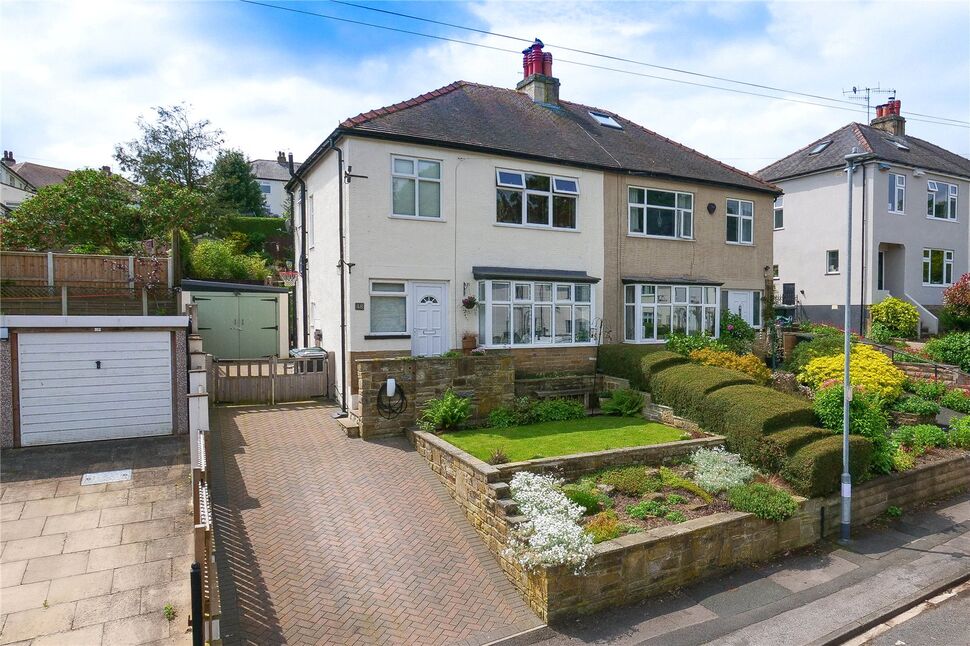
[0,602,76,644]
[46,569,114,605]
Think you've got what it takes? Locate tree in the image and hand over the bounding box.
[114,103,223,189]
[209,150,266,215]
[0,169,208,255]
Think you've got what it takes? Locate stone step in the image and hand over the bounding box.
[491,482,511,499]
[496,498,519,516]
[336,416,360,438]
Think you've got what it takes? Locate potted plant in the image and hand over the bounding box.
[461,295,478,310]
[462,331,478,352]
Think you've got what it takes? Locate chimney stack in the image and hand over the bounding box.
[516,39,559,105]
[870,99,905,137]
[101,165,111,175]
[2,150,14,166]
[277,151,287,165]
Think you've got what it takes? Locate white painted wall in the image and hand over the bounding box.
[256,177,289,217]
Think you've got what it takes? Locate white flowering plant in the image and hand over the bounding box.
[689,447,756,493]
[503,471,594,572]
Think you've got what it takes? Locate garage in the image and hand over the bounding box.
[0,315,189,448]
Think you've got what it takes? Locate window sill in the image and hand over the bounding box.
[725,241,755,247]
[825,272,840,275]
[921,284,951,288]
[888,211,905,216]
[627,233,694,241]
[364,334,411,340]
[389,214,446,222]
[773,227,784,231]
[925,216,958,222]
[493,222,581,233]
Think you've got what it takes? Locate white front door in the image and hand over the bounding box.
[727,290,753,326]
[411,282,447,356]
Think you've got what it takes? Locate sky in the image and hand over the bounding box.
[2,0,969,175]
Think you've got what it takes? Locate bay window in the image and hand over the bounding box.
[726,198,754,244]
[391,156,441,218]
[624,283,718,343]
[480,280,593,346]
[496,169,578,229]
[628,187,693,239]
[926,180,957,220]
[922,248,954,286]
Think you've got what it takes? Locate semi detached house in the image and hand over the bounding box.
[289,41,779,408]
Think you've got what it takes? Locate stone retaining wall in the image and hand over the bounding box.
[506,346,597,377]
[896,361,970,387]
[515,374,597,400]
[408,426,970,624]
[357,353,515,439]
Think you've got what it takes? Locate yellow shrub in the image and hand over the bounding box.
[689,348,771,384]
[798,344,905,399]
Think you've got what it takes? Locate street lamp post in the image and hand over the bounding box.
[841,148,869,543]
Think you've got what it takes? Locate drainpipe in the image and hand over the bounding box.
[333,144,349,416]
[859,163,868,335]
[288,154,309,347]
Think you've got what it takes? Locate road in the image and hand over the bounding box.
[867,591,970,646]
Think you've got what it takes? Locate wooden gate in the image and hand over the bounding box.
[212,357,330,404]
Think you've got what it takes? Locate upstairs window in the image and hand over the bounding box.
[726,198,754,244]
[392,156,441,218]
[773,196,784,229]
[926,180,957,220]
[888,174,905,213]
[628,187,693,239]
[496,169,578,230]
[826,250,840,274]
[259,182,272,194]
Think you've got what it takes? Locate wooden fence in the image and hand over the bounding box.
[0,250,172,288]
[212,357,330,404]
[0,284,178,316]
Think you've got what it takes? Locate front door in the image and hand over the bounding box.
[411,282,446,356]
[727,290,753,326]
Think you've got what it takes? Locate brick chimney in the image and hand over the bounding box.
[277,151,287,164]
[516,39,559,105]
[2,150,14,166]
[870,99,905,137]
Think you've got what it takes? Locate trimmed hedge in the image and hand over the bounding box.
[639,351,689,389]
[597,344,670,390]
[649,364,755,419]
[755,426,832,472]
[782,434,873,497]
[697,384,817,463]
[228,215,286,239]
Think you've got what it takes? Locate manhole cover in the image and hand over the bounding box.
[81,469,132,485]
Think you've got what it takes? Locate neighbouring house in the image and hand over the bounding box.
[759,101,970,334]
[251,152,302,217]
[1,151,38,213]
[288,40,779,409]
[2,150,71,191]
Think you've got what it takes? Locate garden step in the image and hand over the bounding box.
[496,499,519,516]
[336,416,360,438]
[490,482,511,499]
[506,514,529,527]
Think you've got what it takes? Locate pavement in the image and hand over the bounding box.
[533,492,970,646]
[209,402,542,645]
[0,436,193,645]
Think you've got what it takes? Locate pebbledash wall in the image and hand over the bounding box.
[409,427,970,623]
[356,353,515,439]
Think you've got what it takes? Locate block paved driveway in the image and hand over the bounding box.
[0,436,193,645]
[210,402,542,645]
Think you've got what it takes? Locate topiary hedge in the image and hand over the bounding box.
[597,344,670,390]
[639,351,689,389]
[696,384,817,463]
[755,426,832,472]
[649,363,755,419]
[782,434,873,498]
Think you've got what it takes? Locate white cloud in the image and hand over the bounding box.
[1,0,967,175]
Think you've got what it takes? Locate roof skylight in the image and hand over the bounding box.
[589,111,623,129]
[886,138,910,151]
[809,141,832,155]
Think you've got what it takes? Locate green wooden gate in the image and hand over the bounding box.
[193,292,280,359]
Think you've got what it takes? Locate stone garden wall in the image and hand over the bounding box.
[409,426,970,624]
[357,353,515,439]
[896,361,969,387]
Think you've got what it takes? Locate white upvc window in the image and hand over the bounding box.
[826,250,840,274]
[624,283,719,343]
[628,187,693,239]
[922,248,954,286]
[888,174,905,214]
[773,196,784,230]
[480,279,592,346]
[926,180,957,220]
[259,182,272,194]
[495,169,578,230]
[726,198,754,244]
[369,281,408,334]
[391,156,441,219]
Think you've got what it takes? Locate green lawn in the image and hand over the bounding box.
[441,417,687,462]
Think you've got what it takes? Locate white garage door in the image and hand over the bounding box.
[18,331,173,446]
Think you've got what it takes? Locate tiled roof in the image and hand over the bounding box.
[9,162,71,188]
[251,159,301,182]
[331,81,777,193]
[758,122,970,182]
